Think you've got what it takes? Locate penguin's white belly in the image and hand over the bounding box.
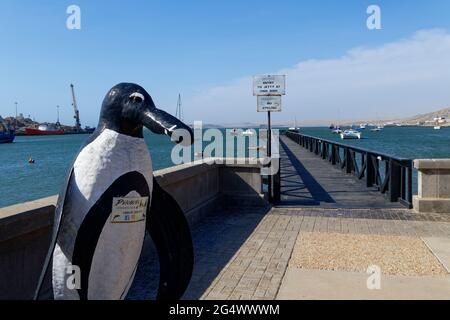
[88,191,146,300]
[52,129,153,300]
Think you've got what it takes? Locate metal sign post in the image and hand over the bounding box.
[254,75,285,202]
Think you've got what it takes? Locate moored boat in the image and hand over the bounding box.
[230,128,239,136]
[289,117,300,133]
[331,128,342,134]
[25,124,64,136]
[340,129,362,140]
[0,122,15,143]
[242,129,255,136]
[0,130,15,143]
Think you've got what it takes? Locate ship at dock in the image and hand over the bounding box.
[0,117,15,143]
[6,84,96,137]
[24,124,65,136]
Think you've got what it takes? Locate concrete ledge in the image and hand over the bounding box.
[414,158,450,214]
[413,196,450,215]
[414,159,450,170]
[0,196,57,243]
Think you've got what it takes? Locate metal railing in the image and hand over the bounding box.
[285,131,413,208]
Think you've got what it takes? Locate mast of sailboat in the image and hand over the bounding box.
[14,102,18,130]
[56,105,61,126]
[176,93,182,121]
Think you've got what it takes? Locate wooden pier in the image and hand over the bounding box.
[278,135,405,209]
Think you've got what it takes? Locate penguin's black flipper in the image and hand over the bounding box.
[147,178,194,300]
[33,169,74,300]
[34,131,101,300]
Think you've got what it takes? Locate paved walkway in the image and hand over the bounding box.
[127,138,450,300]
[128,206,450,300]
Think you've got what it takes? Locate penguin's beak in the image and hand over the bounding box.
[141,108,193,146]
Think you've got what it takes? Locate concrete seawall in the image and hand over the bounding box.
[414,159,450,214]
[0,158,267,300]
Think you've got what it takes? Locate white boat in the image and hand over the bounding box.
[434,126,441,130]
[359,124,367,130]
[230,128,239,136]
[340,129,362,140]
[242,129,255,136]
[331,128,342,134]
[289,117,300,132]
[371,125,383,132]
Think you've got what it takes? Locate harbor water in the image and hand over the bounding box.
[0,127,449,208]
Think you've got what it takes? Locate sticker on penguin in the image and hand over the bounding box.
[34,83,194,300]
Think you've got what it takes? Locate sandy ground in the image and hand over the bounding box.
[289,232,448,277]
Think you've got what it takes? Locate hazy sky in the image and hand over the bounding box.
[2,0,450,126]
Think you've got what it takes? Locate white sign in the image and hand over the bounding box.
[111,197,148,223]
[257,96,282,112]
[253,75,286,96]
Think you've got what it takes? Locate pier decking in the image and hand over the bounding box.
[279,135,405,209]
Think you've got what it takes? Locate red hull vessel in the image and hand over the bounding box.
[25,127,65,136]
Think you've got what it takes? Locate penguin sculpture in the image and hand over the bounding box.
[34,83,194,300]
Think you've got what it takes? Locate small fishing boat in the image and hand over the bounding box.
[230,128,239,136]
[331,128,342,134]
[289,117,300,133]
[340,129,362,140]
[242,129,255,136]
[434,126,441,130]
[371,125,383,132]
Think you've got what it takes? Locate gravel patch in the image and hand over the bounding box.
[289,232,448,277]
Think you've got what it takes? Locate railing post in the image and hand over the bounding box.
[331,144,336,165]
[389,159,401,202]
[407,164,413,206]
[273,158,281,203]
[366,153,375,187]
[345,147,353,173]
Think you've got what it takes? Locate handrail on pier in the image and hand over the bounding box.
[285,131,413,208]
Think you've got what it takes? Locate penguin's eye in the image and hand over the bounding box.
[129,92,145,103]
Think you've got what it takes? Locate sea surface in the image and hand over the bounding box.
[0,126,449,208]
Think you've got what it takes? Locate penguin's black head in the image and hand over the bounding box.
[98,83,193,145]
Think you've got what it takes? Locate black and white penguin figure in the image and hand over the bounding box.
[34,83,194,300]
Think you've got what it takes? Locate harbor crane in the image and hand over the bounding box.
[70,84,82,132]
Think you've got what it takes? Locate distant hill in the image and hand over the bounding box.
[395,106,450,125]
[341,106,450,127]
